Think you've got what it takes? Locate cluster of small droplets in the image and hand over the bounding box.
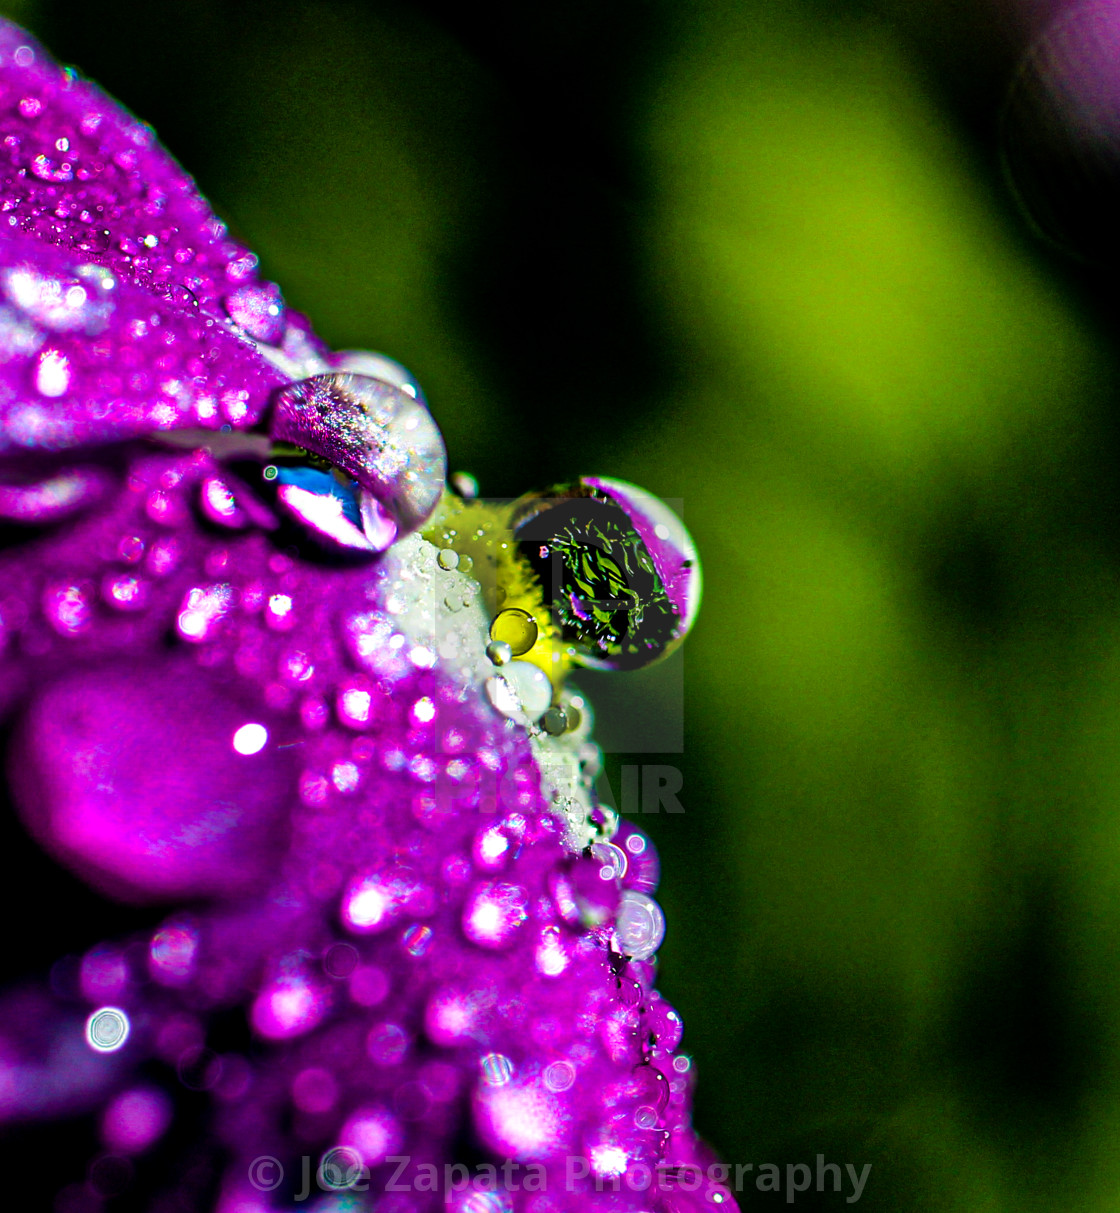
[0,30,297,337]
[0,445,724,1209]
[0,16,725,1211]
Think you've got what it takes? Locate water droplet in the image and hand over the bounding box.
[591,841,628,882]
[540,706,568,735]
[0,466,110,523]
[485,640,512,666]
[199,475,247,529]
[270,372,446,535]
[479,1052,514,1086]
[489,607,538,656]
[634,1104,659,1129]
[176,584,232,642]
[223,281,284,343]
[543,1060,575,1092]
[366,1021,409,1065]
[437,547,459,570]
[149,921,198,986]
[101,1087,172,1155]
[509,477,701,670]
[86,1006,129,1052]
[44,582,91,634]
[485,660,552,724]
[251,970,328,1040]
[451,471,479,499]
[614,890,665,961]
[102,572,149,612]
[402,923,433,956]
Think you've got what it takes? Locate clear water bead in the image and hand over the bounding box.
[613,890,666,961]
[485,660,552,725]
[270,372,446,536]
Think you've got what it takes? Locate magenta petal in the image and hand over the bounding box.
[0,231,288,455]
[9,660,293,902]
[0,22,308,335]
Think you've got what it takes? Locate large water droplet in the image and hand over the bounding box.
[510,477,701,670]
[270,372,446,535]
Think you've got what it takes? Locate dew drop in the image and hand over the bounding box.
[485,640,512,667]
[479,1052,514,1086]
[232,723,268,755]
[34,347,70,396]
[485,661,552,724]
[540,706,568,735]
[86,1006,129,1053]
[543,1060,575,1092]
[489,608,538,656]
[223,281,284,343]
[613,890,666,961]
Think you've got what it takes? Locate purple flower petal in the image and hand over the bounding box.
[0,17,730,1211]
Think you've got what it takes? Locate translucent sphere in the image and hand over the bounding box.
[509,477,701,670]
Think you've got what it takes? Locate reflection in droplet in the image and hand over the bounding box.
[272,464,385,554]
[510,477,701,670]
[271,372,446,535]
[489,608,538,656]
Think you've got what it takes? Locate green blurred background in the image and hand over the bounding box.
[10,0,1120,1205]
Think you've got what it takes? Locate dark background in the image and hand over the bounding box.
[7,0,1120,1206]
